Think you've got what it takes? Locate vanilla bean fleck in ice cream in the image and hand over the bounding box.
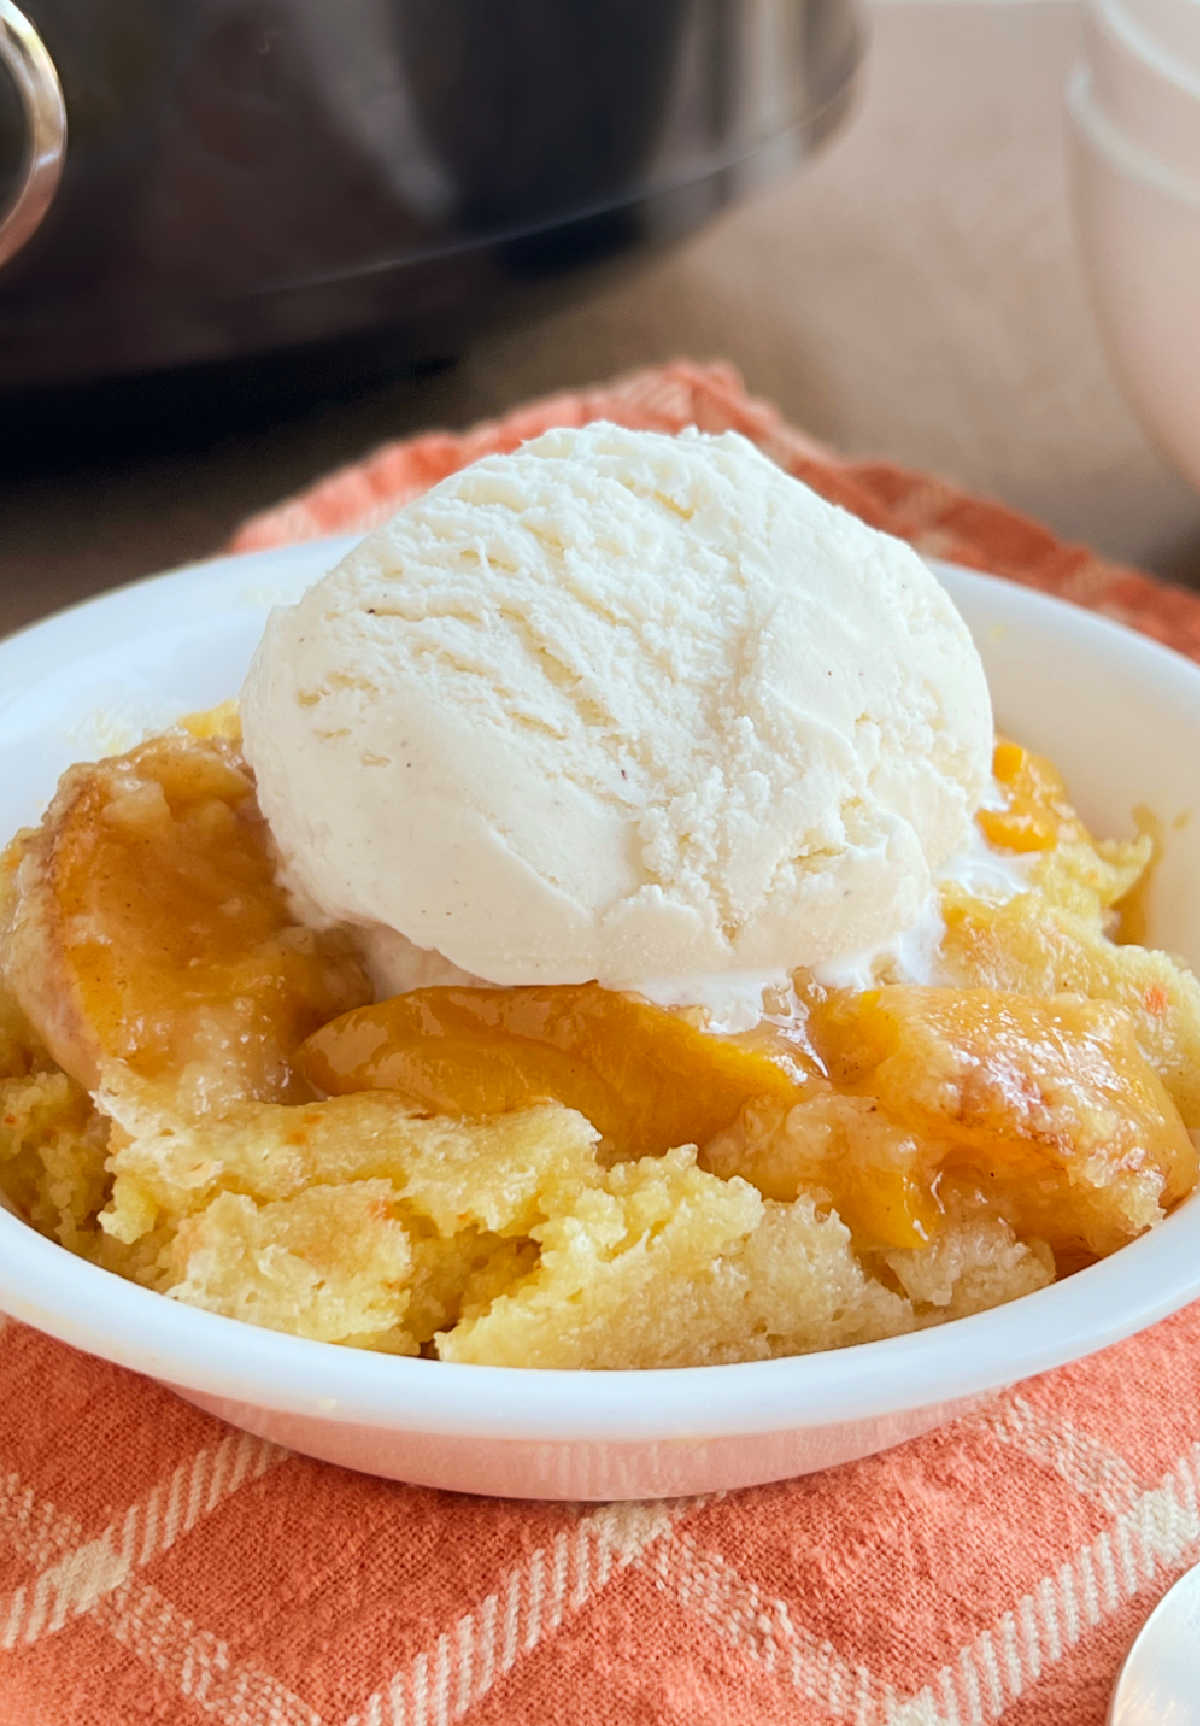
[241,423,993,1002]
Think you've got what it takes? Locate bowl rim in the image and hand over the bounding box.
[1067,60,1200,208]
[1,543,1199,1443]
[1089,0,1200,103]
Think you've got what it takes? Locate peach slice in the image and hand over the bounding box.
[299,983,805,1158]
[978,740,1081,854]
[808,984,1198,1256]
[2,731,370,1103]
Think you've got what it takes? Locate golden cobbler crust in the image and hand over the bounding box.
[0,728,1196,1368]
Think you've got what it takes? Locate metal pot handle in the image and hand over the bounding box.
[0,0,65,267]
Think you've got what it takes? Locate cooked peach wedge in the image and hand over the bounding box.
[303,979,1197,1265]
[299,983,806,1158]
[805,985,1198,1258]
[978,740,1079,854]
[1,730,371,1105]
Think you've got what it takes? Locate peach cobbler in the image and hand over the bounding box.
[1,426,1196,1368]
[0,714,1195,1368]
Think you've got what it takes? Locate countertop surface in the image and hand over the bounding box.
[3,0,1199,642]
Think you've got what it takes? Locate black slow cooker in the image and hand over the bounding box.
[0,0,863,395]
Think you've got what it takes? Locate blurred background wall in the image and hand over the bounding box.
[1,0,1198,639]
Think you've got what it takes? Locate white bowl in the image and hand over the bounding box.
[1,537,1199,1501]
[1068,64,1200,494]
[1085,0,1200,179]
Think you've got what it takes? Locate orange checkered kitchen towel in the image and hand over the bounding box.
[3,360,1198,1725]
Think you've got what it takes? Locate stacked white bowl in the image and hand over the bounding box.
[1069,0,1200,489]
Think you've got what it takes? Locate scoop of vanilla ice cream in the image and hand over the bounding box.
[241,423,993,990]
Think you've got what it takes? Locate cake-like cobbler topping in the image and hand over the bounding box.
[0,721,1195,1368]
